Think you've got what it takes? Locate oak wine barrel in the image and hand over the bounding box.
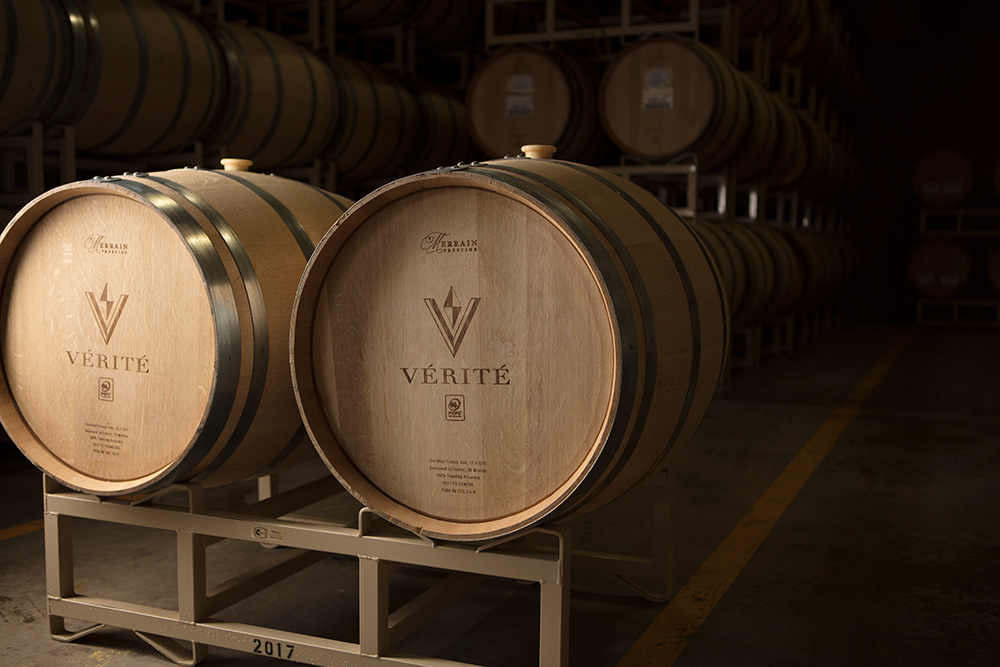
[765,95,807,189]
[402,82,472,174]
[908,239,973,298]
[720,221,775,327]
[912,150,974,208]
[53,0,224,156]
[754,224,803,319]
[0,0,79,135]
[325,55,421,183]
[0,161,352,495]
[467,47,607,163]
[291,150,729,541]
[693,220,745,319]
[599,36,751,171]
[210,22,339,170]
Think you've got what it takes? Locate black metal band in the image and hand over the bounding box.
[90,0,149,151]
[464,164,643,522]
[142,174,270,484]
[138,4,192,154]
[112,178,242,487]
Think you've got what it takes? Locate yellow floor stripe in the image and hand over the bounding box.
[0,518,44,543]
[618,330,914,667]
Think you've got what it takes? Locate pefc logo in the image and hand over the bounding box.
[85,283,129,345]
[424,287,480,357]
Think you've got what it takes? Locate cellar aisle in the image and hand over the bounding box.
[1,323,997,666]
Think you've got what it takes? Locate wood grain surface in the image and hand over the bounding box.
[64,0,224,155]
[324,55,420,182]
[210,22,338,170]
[467,48,576,160]
[0,168,352,494]
[599,37,750,170]
[293,157,729,540]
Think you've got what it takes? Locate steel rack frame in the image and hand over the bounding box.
[0,122,76,211]
[916,299,1000,327]
[485,0,702,48]
[600,158,698,220]
[919,209,1000,237]
[42,465,674,666]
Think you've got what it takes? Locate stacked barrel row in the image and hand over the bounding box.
[467,38,859,202]
[736,0,864,113]
[695,221,857,330]
[0,0,472,178]
[908,150,1000,300]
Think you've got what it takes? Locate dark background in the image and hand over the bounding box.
[837,0,1000,321]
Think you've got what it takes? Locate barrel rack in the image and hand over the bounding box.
[42,467,672,666]
[486,0,702,46]
[915,208,1000,328]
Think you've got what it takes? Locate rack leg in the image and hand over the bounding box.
[539,525,570,667]
[359,556,392,657]
[45,510,106,641]
[135,632,208,666]
[146,528,209,665]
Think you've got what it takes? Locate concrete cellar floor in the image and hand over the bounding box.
[1,323,997,666]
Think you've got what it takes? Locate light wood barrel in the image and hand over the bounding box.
[0,0,80,135]
[402,82,472,174]
[908,239,973,298]
[599,36,750,171]
[210,22,339,170]
[52,0,223,155]
[291,156,729,541]
[912,150,974,208]
[0,166,352,495]
[325,55,420,183]
[467,47,607,163]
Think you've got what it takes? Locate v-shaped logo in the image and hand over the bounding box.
[424,287,480,358]
[85,283,129,345]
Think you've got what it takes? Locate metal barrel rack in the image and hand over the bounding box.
[42,466,673,666]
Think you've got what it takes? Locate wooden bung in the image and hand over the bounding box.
[291,156,729,541]
[522,144,557,159]
[0,164,353,495]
